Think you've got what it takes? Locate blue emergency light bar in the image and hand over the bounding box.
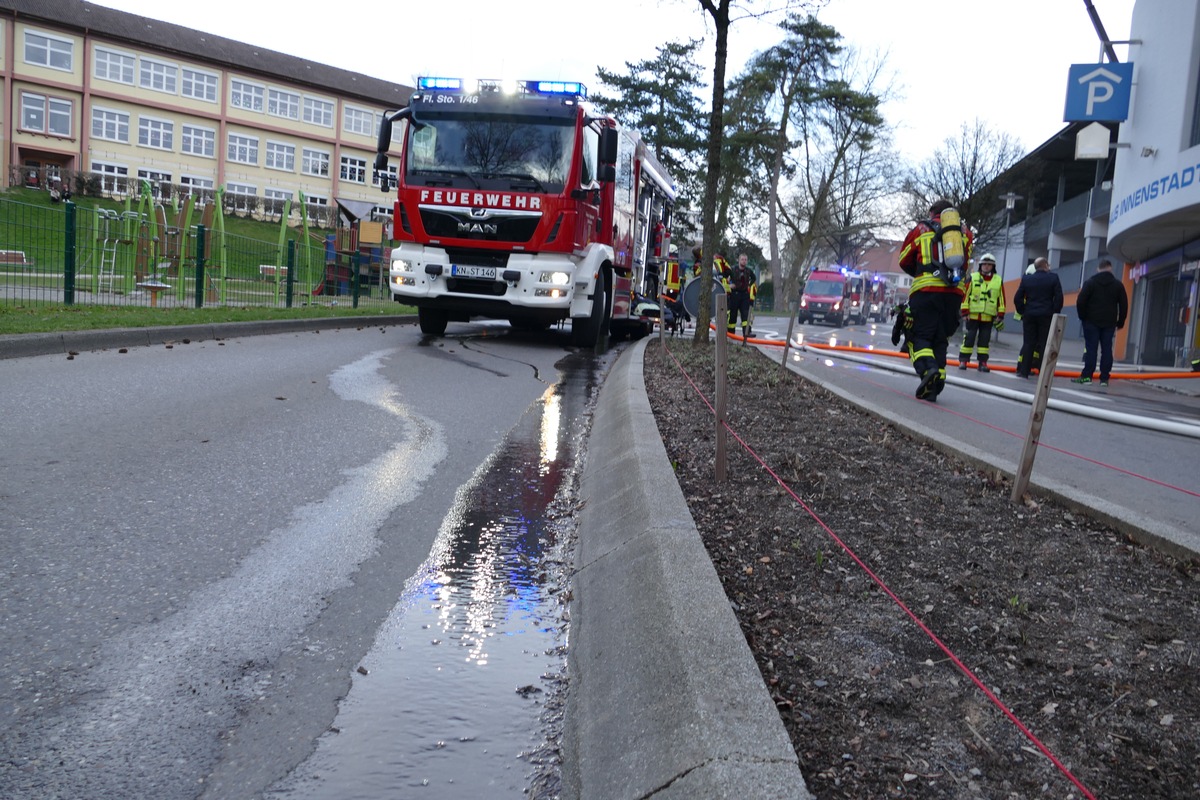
[417,76,463,91]
[528,80,588,98]
[416,76,587,99]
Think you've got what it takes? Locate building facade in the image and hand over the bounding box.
[1106,0,1200,368]
[1,0,411,225]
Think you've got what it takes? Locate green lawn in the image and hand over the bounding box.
[1,186,414,335]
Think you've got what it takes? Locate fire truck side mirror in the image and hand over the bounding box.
[598,164,616,183]
[599,128,618,168]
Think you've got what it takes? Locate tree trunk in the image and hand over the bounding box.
[694,0,730,345]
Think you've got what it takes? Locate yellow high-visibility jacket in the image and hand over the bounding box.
[960,271,1005,321]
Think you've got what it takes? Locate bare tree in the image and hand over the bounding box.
[691,0,814,343]
[903,119,1030,245]
[769,59,886,310]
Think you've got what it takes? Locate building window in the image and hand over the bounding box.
[303,195,328,224]
[303,97,334,127]
[139,58,178,94]
[91,107,129,142]
[302,148,329,176]
[265,141,295,171]
[182,68,218,102]
[138,117,174,150]
[231,80,264,112]
[227,133,259,165]
[1192,71,1200,147]
[21,92,72,136]
[226,182,258,212]
[181,125,215,158]
[265,188,293,201]
[340,156,367,183]
[372,164,398,188]
[180,175,214,199]
[136,169,172,197]
[344,106,377,137]
[92,161,128,194]
[24,31,73,71]
[95,47,134,84]
[268,89,300,120]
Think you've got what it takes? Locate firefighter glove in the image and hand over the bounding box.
[993,315,1005,332]
[890,304,910,346]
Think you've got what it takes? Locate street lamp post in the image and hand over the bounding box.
[1000,191,1022,280]
[998,192,1022,342]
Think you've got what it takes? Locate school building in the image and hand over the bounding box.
[0,0,412,226]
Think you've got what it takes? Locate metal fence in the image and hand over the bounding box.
[0,195,393,311]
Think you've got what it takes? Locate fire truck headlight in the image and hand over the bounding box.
[799,298,808,308]
[535,288,567,298]
[539,270,571,285]
[833,300,842,310]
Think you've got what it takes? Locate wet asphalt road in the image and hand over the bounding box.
[0,321,612,799]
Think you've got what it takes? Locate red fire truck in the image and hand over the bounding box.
[373,77,676,345]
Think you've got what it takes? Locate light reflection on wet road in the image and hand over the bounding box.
[268,349,605,799]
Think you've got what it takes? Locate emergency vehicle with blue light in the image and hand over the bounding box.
[373,77,676,345]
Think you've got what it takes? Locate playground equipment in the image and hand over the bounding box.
[93,208,122,294]
[312,199,387,300]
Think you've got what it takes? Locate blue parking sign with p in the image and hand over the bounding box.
[1064,63,1134,122]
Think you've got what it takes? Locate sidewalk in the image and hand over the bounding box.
[984,328,1200,397]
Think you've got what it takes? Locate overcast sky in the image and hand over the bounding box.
[90,0,1136,164]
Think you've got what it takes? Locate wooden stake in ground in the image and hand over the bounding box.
[714,294,728,482]
[1011,313,1067,503]
[780,295,798,376]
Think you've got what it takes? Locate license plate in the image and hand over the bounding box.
[451,264,496,279]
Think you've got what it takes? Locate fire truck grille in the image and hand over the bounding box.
[420,208,541,243]
[447,278,508,296]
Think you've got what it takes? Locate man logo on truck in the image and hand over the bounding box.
[457,222,499,235]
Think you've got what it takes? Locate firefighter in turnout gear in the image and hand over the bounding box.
[898,199,974,401]
[958,253,1006,372]
[726,253,757,340]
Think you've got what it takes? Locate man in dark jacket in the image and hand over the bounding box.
[1071,259,1128,386]
[1012,257,1064,378]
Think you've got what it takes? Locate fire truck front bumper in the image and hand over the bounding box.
[388,246,579,310]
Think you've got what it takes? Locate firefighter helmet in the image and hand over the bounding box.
[979,253,997,265]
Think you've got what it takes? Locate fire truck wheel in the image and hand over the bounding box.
[571,284,607,348]
[418,307,448,336]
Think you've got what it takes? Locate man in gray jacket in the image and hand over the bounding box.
[1071,259,1129,387]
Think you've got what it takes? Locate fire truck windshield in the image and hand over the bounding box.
[406,113,575,194]
[804,279,844,296]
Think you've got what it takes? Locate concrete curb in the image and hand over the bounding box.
[562,338,811,799]
[0,315,414,359]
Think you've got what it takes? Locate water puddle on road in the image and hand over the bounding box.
[267,349,608,799]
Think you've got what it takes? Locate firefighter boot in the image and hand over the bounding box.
[916,364,940,402]
[958,356,970,370]
[978,357,990,373]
